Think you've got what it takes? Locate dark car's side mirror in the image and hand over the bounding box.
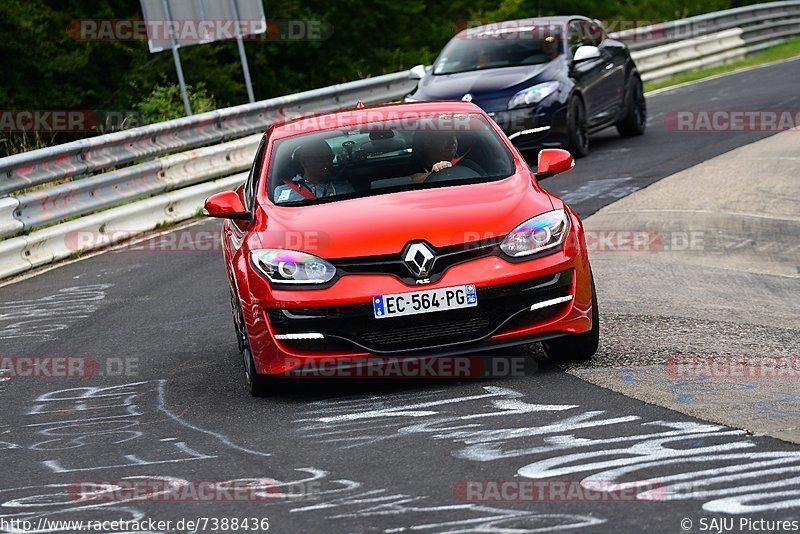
[204,190,252,221]
[535,149,574,179]
[572,45,601,63]
[409,64,427,80]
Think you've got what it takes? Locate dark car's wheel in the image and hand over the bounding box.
[230,289,288,397]
[566,96,589,158]
[616,76,647,137]
[541,273,599,362]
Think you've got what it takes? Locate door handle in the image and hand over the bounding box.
[604,63,614,70]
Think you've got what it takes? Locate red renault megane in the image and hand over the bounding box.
[204,101,598,395]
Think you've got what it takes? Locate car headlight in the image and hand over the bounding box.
[500,210,569,257]
[507,81,559,110]
[250,249,336,285]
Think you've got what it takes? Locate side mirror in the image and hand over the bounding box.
[535,149,574,179]
[204,190,251,221]
[573,45,601,63]
[409,64,427,80]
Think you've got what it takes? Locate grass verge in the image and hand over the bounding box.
[644,38,800,93]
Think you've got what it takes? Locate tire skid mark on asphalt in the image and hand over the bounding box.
[295,384,800,515]
[0,381,604,533]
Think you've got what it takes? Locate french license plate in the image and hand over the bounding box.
[372,284,477,319]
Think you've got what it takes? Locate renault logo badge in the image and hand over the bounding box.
[403,242,435,278]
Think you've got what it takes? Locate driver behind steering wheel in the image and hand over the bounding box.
[410,130,458,183]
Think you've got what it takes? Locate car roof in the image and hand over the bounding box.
[267,101,488,139]
[457,16,588,37]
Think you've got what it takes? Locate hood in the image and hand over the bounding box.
[414,61,560,102]
[259,173,554,259]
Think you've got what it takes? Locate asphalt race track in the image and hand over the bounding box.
[0,59,798,533]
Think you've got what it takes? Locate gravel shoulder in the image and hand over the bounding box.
[562,128,800,442]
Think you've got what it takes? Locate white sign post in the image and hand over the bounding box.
[140,0,267,115]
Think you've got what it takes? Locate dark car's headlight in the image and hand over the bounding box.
[500,210,569,257]
[250,249,336,285]
[507,81,559,110]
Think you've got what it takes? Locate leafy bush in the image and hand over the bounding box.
[137,83,218,124]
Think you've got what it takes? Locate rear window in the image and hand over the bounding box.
[267,113,515,206]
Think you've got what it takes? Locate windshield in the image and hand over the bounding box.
[267,113,516,206]
[433,32,563,75]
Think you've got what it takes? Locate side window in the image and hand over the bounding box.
[586,21,604,47]
[568,21,584,56]
[244,137,267,209]
[569,20,603,55]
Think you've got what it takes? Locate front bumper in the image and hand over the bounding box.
[486,101,569,151]
[268,269,574,355]
[243,235,593,375]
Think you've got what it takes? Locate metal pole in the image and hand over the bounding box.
[161,0,192,115]
[229,0,256,103]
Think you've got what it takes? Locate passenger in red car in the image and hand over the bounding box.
[274,139,354,202]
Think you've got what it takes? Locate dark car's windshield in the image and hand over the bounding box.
[433,29,563,75]
[267,113,515,206]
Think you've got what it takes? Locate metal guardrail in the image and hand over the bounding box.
[610,0,800,50]
[0,71,417,197]
[631,28,748,81]
[0,1,799,279]
[12,135,260,232]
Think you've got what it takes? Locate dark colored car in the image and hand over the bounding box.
[405,16,646,157]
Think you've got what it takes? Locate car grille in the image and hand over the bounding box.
[360,316,493,347]
[331,239,501,285]
[267,269,574,354]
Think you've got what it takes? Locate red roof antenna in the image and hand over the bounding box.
[355,100,365,109]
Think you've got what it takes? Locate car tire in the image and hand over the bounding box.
[230,287,247,353]
[231,288,290,397]
[541,272,599,362]
[566,96,590,158]
[616,76,647,137]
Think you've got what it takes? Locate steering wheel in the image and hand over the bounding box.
[425,164,481,183]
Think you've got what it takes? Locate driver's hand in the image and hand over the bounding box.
[431,161,453,172]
